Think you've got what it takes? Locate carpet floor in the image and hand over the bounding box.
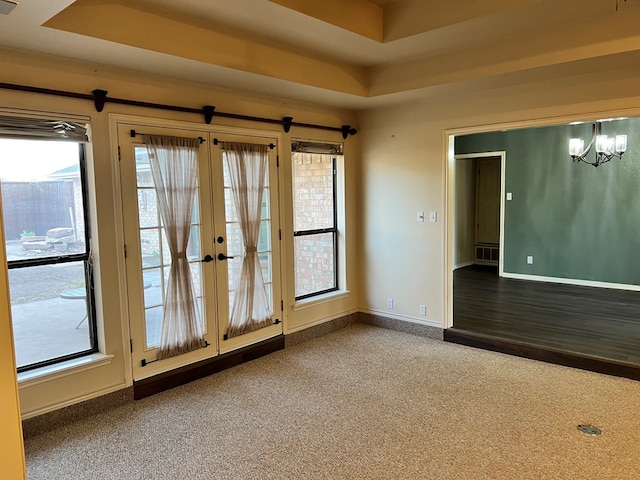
[24,324,640,479]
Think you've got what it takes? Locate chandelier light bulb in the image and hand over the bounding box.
[615,135,627,153]
[605,137,615,154]
[569,138,584,156]
[595,135,608,153]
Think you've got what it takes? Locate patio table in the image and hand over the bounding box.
[61,281,152,328]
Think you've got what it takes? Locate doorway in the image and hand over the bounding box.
[448,145,640,378]
[453,153,504,274]
[118,125,282,380]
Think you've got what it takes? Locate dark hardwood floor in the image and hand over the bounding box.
[448,265,640,379]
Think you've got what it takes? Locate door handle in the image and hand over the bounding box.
[218,253,235,261]
[201,254,214,263]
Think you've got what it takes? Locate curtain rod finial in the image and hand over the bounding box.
[203,105,215,124]
[282,116,293,133]
[341,125,357,139]
[92,89,108,112]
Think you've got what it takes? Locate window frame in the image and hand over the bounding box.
[5,142,97,373]
[292,149,339,300]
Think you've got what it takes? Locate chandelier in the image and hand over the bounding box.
[569,121,627,167]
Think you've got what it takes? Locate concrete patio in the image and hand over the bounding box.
[11,297,91,368]
[6,241,182,369]
[11,284,164,369]
[5,240,89,368]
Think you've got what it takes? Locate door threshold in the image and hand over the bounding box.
[133,335,285,400]
[444,328,640,381]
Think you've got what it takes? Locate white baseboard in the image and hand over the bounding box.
[501,272,640,292]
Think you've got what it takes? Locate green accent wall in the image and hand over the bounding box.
[455,118,640,285]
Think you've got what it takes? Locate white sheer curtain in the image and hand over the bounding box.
[224,143,272,338]
[146,135,205,360]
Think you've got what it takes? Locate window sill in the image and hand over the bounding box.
[18,353,115,388]
[292,289,351,311]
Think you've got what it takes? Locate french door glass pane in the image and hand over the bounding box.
[259,251,272,283]
[134,146,205,349]
[135,149,154,187]
[145,306,163,348]
[223,152,273,316]
[138,188,159,228]
[143,268,162,308]
[294,233,335,297]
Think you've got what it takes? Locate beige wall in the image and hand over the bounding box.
[356,114,444,324]
[454,159,475,269]
[357,63,640,329]
[0,199,26,478]
[0,50,359,418]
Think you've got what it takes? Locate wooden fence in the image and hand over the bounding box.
[1,181,75,240]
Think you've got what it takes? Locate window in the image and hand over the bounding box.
[0,116,96,372]
[291,141,342,299]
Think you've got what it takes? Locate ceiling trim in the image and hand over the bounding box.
[268,0,384,42]
[44,0,369,96]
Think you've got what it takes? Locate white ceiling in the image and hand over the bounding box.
[0,0,639,110]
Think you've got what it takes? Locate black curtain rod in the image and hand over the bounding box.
[213,138,275,149]
[0,82,358,139]
[130,129,206,143]
[131,130,276,149]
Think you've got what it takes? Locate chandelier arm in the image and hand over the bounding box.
[596,153,614,167]
[576,153,597,166]
[577,153,600,167]
[576,124,597,158]
[585,158,598,167]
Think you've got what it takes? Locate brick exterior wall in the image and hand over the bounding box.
[292,153,336,297]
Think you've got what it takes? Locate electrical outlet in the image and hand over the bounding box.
[527,255,533,264]
[419,305,426,316]
[386,298,394,309]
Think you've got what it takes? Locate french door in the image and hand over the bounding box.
[118,125,281,379]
